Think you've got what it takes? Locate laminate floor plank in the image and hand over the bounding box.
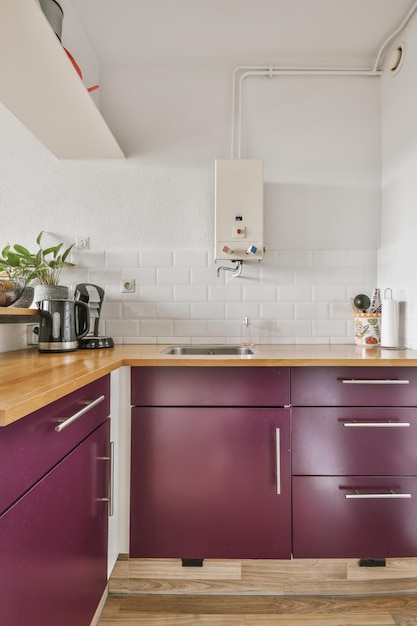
[97,594,417,626]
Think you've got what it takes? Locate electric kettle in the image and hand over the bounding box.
[37,299,89,352]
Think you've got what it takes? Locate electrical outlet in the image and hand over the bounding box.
[121,278,135,293]
[76,236,90,250]
[27,324,39,345]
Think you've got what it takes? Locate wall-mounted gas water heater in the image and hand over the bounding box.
[215,159,264,277]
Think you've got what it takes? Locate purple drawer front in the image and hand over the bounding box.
[291,367,417,406]
[131,367,290,407]
[293,475,417,558]
[292,407,417,476]
[0,375,110,515]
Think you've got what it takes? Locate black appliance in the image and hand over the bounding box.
[74,283,114,349]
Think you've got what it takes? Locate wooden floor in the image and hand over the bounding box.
[97,557,417,625]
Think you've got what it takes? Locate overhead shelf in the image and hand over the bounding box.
[0,0,124,159]
[0,308,40,324]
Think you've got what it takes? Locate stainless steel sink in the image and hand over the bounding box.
[161,345,255,356]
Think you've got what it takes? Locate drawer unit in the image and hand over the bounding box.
[293,475,417,558]
[292,407,417,476]
[0,375,110,515]
[291,366,417,559]
[291,367,417,406]
[131,366,290,407]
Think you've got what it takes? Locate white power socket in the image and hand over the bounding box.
[27,324,39,345]
[121,279,135,293]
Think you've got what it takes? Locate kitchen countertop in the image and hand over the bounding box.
[1,343,417,427]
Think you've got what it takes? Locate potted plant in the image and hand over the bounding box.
[0,231,75,305]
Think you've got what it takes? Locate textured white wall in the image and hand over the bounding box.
[379,15,417,348]
[0,58,381,350]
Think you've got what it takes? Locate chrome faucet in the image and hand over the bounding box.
[216,260,243,278]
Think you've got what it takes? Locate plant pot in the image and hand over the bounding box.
[34,284,69,303]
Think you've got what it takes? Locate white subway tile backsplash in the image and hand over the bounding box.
[209,285,243,302]
[312,320,347,336]
[174,320,208,335]
[140,319,174,336]
[157,267,190,284]
[244,285,277,302]
[192,267,223,285]
[295,302,329,320]
[157,302,191,318]
[313,250,348,267]
[140,285,173,301]
[124,268,156,284]
[71,250,105,267]
[106,319,139,336]
[225,302,260,320]
[191,302,225,319]
[174,250,208,267]
[312,285,347,302]
[329,267,365,284]
[277,250,312,268]
[106,250,139,267]
[278,285,312,302]
[123,301,157,318]
[174,285,207,301]
[140,250,173,267]
[260,302,295,320]
[60,246,377,346]
[347,250,377,267]
[88,268,122,285]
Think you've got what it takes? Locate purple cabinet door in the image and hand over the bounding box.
[0,375,110,515]
[130,407,291,559]
[293,475,417,558]
[0,420,109,626]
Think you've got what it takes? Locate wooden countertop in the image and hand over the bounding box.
[1,343,417,427]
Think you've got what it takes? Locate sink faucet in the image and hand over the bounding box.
[216,260,243,278]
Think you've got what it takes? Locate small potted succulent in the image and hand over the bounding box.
[0,231,75,306]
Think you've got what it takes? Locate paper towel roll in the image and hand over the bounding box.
[381,294,398,347]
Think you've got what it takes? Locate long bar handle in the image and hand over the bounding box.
[276,427,281,495]
[98,441,114,516]
[55,395,105,432]
[346,492,411,499]
[342,379,409,385]
[343,422,410,428]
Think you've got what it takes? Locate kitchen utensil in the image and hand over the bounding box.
[369,287,380,312]
[353,294,370,312]
[74,283,114,349]
[37,299,89,352]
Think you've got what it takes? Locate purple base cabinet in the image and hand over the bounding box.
[0,419,109,626]
[291,366,417,559]
[130,407,291,559]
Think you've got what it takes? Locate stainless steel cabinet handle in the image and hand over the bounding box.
[342,379,409,385]
[343,422,410,428]
[55,395,106,432]
[98,441,114,516]
[276,427,281,495]
[346,490,411,499]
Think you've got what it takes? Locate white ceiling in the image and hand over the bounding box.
[69,0,417,67]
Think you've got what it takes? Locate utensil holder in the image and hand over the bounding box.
[354,312,381,346]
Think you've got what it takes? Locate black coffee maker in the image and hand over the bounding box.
[74,283,114,349]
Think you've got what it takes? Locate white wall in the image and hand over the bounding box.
[379,16,417,349]
[0,56,381,351]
